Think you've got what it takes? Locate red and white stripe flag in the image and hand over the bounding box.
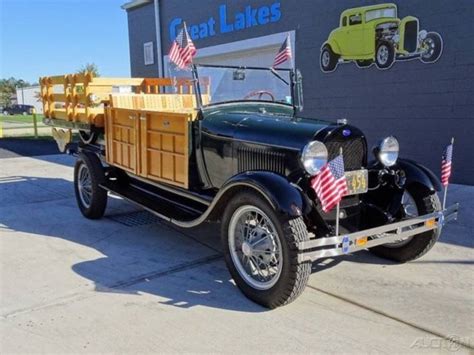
[273,34,292,68]
[169,23,197,70]
[311,154,348,213]
[441,143,453,187]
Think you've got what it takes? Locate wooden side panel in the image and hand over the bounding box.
[139,111,190,189]
[105,108,138,174]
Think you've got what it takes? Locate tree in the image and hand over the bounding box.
[76,63,100,77]
[0,77,31,108]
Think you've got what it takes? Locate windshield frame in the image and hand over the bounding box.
[191,64,297,110]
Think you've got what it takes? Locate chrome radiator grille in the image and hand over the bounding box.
[326,137,366,171]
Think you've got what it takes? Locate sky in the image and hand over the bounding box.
[0,0,130,84]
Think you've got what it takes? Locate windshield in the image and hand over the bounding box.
[195,65,293,106]
[365,7,397,22]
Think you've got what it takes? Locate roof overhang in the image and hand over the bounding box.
[121,0,152,11]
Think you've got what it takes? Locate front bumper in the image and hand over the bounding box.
[298,203,459,263]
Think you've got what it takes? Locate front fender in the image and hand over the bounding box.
[217,171,307,219]
[323,38,342,55]
[398,158,442,192]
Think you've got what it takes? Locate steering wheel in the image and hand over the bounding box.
[243,90,275,101]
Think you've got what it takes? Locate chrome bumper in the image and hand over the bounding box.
[298,203,459,263]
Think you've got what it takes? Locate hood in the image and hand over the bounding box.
[204,104,331,150]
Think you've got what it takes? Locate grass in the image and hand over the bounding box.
[0,114,44,124]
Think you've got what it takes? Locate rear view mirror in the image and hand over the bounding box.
[233,69,246,81]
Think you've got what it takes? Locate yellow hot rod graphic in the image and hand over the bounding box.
[320,3,443,72]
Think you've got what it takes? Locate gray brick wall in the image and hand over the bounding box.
[126,0,474,184]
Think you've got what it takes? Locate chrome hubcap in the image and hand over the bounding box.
[322,51,330,67]
[422,38,435,58]
[377,45,389,65]
[386,191,419,248]
[228,206,282,290]
[78,164,92,208]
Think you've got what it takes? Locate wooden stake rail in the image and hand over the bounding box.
[39,72,209,128]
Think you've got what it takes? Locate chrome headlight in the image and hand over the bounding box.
[301,141,328,175]
[375,136,399,167]
[419,30,428,40]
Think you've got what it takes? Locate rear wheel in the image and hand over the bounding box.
[221,192,311,308]
[320,45,339,72]
[370,186,441,262]
[74,152,108,219]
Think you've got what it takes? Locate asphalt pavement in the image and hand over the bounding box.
[0,154,472,353]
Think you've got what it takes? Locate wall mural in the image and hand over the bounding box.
[320,3,443,72]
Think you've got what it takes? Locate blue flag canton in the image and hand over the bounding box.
[443,144,453,162]
[328,155,346,179]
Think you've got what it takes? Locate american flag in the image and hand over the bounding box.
[169,23,196,70]
[311,154,348,213]
[273,34,292,68]
[441,143,453,187]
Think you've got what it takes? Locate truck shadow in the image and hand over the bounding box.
[1,175,471,312]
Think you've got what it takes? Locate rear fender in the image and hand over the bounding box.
[323,39,341,55]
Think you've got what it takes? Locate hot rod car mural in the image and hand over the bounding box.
[320,3,443,72]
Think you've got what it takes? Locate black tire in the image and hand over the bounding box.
[420,32,443,63]
[356,60,373,68]
[320,45,339,72]
[74,152,107,219]
[370,185,441,262]
[221,191,311,308]
[375,41,395,69]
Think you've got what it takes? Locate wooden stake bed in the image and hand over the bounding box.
[39,71,211,189]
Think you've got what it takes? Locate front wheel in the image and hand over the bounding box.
[74,152,108,219]
[221,192,311,308]
[370,186,441,262]
[375,41,395,69]
[420,32,443,63]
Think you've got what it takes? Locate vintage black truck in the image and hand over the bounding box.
[40,64,458,308]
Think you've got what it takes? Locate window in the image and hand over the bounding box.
[342,16,347,26]
[349,14,362,25]
[144,42,154,65]
[365,8,397,22]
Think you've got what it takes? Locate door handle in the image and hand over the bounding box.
[129,115,136,120]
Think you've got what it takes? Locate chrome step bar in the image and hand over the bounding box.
[298,203,459,263]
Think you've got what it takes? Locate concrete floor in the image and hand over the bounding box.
[0,154,472,353]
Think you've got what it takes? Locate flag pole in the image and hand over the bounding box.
[442,137,454,210]
[335,147,343,236]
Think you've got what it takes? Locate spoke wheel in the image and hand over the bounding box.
[221,192,311,308]
[369,185,441,262]
[77,164,93,208]
[73,152,107,219]
[228,206,283,290]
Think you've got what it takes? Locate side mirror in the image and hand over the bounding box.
[294,69,304,112]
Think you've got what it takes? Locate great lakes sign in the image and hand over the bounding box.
[169,2,281,42]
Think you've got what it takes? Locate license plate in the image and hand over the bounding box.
[345,169,368,196]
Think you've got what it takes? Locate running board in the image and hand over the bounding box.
[100,181,207,225]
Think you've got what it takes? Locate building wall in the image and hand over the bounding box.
[127,2,159,78]
[15,86,43,114]
[126,0,474,184]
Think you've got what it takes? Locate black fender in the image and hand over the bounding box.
[211,171,307,220]
[397,158,442,192]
